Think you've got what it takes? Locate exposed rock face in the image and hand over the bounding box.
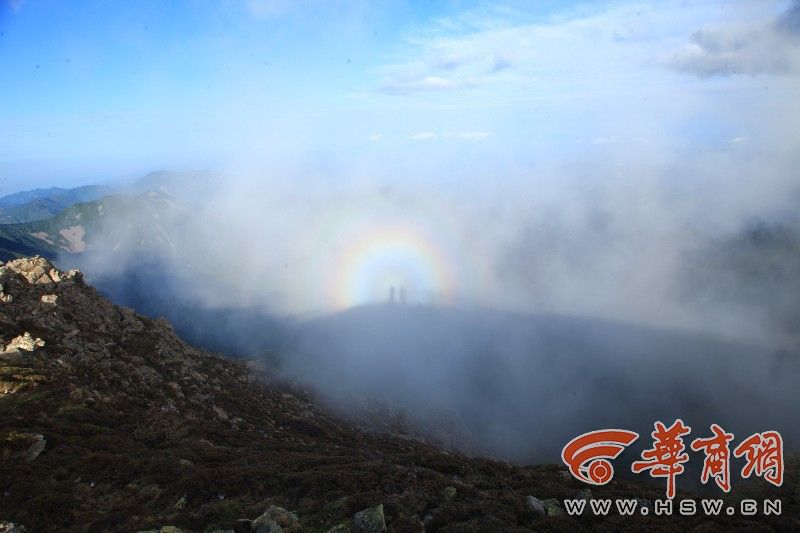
[57,225,86,253]
[2,256,64,284]
[2,332,44,353]
[0,256,797,532]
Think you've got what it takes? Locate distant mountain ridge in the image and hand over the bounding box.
[0,170,216,261]
[0,190,187,261]
[0,170,219,226]
[0,185,113,224]
[0,185,108,209]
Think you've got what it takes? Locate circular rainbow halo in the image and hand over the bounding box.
[330,223,457,309]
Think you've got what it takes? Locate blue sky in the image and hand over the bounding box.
[1,0,799,193]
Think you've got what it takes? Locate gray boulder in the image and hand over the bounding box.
[353,504,386,533]
[25,433,47,463]
[252,506,297,530]
[526,495,545,515]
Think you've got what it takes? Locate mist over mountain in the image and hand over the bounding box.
[0,169,797,468]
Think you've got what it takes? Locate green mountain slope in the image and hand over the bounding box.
[0,191,187,261]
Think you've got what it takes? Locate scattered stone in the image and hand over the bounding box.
[24,434,45,462]
[353,504,386,533]
[0,283,12,303]
[159,528,183,533]
[441,486,457,501]
[575,488,592,501]
[178,459,193,467]
[542,498,564,517]
[173,495,186,509]
[40,294,58,305]
[4,257,57,284]
[252,506,297,529]
[557,470,572,480]
[4,332,45,353]
[64,269,83,282]
[526,495,545,515]
[0,522,26,532]
[325,525,350,533]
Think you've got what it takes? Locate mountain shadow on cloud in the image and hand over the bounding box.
[287,303,800,464]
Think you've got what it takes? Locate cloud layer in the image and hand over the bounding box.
[666,1,800,77]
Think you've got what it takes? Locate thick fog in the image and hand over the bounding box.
[43,1,800,463]
[56,136,800,464]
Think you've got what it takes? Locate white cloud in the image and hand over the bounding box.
[590,136,617,145]
[490,55,514,73]
[444,131,491,140]
[246,0,292,19]
[368,133,382,141]
[432,54,471,71]
[408,131,490,141]
[370,2,673,100]
[371,0,800,107]
[666,2,800,77]
[410,131,436,141]
[379,75,476,95]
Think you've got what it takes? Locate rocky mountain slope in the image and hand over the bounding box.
[0,257,798,532]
